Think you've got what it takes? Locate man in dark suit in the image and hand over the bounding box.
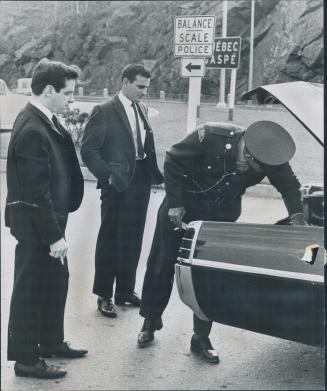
[81,64,163,318]
[137,121,307,363]
[5,59,87,379]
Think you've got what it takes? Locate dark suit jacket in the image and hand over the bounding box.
[80,94,163,191]
[5,103,84,245]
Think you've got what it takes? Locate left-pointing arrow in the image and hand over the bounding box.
[186,62,201,72]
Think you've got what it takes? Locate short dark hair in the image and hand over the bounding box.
[31,58,80,95]
[121,64,151,83]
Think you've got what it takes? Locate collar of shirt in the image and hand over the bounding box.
[29,98,54,123]
[118,91,133,109]
[29,98,64,136]
[118,91,146,151]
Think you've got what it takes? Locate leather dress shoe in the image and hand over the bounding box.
[14,359,67,379]
[138,318,163,348]
[115,292,141,307]
[98,297,117,317]
[190,335,219,364]
[38,341,88,358]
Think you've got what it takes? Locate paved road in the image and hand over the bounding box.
[1,176,324,390]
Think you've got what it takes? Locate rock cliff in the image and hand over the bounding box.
[0,0,323,98]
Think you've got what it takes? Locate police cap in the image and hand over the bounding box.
[244,121,296,165]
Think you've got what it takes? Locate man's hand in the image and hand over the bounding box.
[168,207,186,230]
[50,238,68,260]
[290,212,308,226]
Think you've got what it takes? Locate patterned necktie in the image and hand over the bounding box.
[52,115,64,137]
[131,102,145,159]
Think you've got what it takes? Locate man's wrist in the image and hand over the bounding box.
[50,237,65,246]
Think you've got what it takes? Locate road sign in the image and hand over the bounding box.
[174,15,215,57]
[205,37,241,69]
[181,58,205,77]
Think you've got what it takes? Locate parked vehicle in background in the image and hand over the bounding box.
[0,79,29,131]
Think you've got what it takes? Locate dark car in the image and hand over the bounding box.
[175,81,324,347]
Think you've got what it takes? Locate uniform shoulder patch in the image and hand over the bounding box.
[204,122,244,137]
[197,126,206,143]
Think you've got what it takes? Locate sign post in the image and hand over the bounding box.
[175,15,215,132]
[205,36,241,121]
[186,78,199,132]
[180,58,205,125]
[194,77,201,117]
[228,69,237,120]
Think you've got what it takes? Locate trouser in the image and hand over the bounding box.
[193,314,212,337]
[7,241,69,365]
[140,195,240,337]
[93,160,151,298]
[139,197,215,336]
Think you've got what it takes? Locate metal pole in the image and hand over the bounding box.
[228,69,237,121]
[193,77,201,117]
[187,77,200,133]
[248,0,255,91]
[217,0,228,108]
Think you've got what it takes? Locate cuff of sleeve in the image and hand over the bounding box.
[167,198,184,209]
[99,167,112,184]
[29,209,65,246]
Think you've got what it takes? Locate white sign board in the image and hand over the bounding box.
[174,15,215,57]
[181,58,205,77]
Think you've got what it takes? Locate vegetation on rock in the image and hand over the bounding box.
[0,0,323,99]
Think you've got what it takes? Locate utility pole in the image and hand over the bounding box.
[216,0,228,108]
[248,0,255,91]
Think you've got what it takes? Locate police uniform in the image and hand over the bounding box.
[139,122,302,337]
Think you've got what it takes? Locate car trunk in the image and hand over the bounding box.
[176,221,324,346]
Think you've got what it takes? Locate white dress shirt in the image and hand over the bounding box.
[118,91,146,156]
[29,98,62,136]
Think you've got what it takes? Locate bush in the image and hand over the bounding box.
[62,108,89,146]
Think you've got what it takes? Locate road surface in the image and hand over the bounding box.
[1,176,324,390]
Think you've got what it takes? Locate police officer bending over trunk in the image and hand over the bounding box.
[137,120,306,364]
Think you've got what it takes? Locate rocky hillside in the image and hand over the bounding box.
[0,0,323,98]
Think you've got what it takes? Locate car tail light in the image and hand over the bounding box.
[177,221,202,264]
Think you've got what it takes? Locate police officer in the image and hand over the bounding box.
[137,120,306,363]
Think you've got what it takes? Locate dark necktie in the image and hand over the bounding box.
[131,102,145,159]
[52,115,64,137]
